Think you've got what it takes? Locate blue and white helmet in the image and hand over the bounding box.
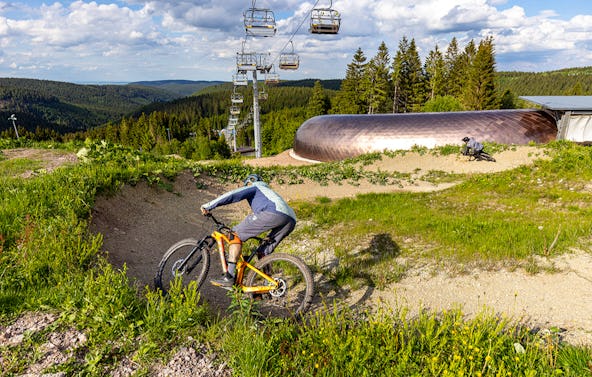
[243,173,263,186]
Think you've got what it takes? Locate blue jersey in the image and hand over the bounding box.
[202,181,296,220]
[467,138,483,152]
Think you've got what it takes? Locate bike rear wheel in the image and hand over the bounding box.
[154,238,211,294]
[478,152,496,162]
[244,253,314,318]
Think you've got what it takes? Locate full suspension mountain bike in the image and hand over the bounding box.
[154,213,314,318]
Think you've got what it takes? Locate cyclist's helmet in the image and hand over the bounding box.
[462,136,470,143]
[243,173,263,186]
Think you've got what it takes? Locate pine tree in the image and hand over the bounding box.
[332,47,367,114]
[461,37,498,110]
[443,37,464,98]
[363,41,391,114]
[424,45,446,100]
[392,37,426,112]
[306,80,330,118]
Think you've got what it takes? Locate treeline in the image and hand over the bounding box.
[81,84,328,158]
[329,36,500,115]
[497,67,592,96]
[0,78,180,137]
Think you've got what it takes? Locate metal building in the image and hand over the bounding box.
[521,96,592,144]
[293,109,558,162]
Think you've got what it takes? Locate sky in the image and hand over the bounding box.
[1,0,592,83]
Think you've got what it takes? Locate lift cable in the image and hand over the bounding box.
[267,0,322,68]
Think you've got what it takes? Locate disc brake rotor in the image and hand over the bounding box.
[269,278,287,297]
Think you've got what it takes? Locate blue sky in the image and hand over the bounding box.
[1,0,591,83]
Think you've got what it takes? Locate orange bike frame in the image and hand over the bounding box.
[211,230,232,273]
[211,230,278,293]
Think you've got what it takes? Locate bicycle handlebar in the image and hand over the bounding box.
[203,212,266,244]
[203,212,233,233]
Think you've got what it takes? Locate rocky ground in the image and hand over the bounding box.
[2,146,592,376]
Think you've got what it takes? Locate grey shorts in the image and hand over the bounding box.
[233,211,296,255]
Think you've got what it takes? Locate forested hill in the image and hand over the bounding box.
[0,78,179,133]
[129,80,225,97]
[497,67,592,96]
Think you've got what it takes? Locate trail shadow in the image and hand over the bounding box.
[310,232,403,313]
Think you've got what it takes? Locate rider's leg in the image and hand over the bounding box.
[258,214,296,257]
[227,242,242,277]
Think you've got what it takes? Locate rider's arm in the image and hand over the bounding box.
[201,185,256,212]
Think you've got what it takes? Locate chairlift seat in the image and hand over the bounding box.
[279,53,300,70]
[231,93,244,103]
[230,105,241,115]
[244,8,277,37]
[310,8,340,34]
[233,73,249,86]
[265,72,280,84]
[237,52,258,71]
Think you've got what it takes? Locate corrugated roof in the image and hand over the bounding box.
[520,96,592,111]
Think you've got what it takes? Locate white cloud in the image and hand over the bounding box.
[0,0,591,82]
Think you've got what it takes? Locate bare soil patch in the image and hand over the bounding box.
[1,148,78,177]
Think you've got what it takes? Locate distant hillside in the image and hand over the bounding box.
[129,80,225,97]
[497,66,592,96]
[0,78,178,133]
[132,79,340,118]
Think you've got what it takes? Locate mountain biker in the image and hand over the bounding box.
[200,173,297,287]
[462,136,484,157]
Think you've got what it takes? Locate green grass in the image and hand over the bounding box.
[1,139,591,376]
[0,157,44,176]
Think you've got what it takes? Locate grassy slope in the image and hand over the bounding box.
[1,139,591,376]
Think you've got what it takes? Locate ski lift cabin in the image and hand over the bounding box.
[244,7,276,37]
[279,41,299,70]
[310,2,340,34]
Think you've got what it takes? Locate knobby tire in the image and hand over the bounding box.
[154,238,211,294]
[244,252,314,319]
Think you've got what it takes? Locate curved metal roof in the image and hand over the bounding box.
[293,109,557,162]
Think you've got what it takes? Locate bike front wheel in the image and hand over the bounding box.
[154,238,211,294]
[244,252,314,318]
